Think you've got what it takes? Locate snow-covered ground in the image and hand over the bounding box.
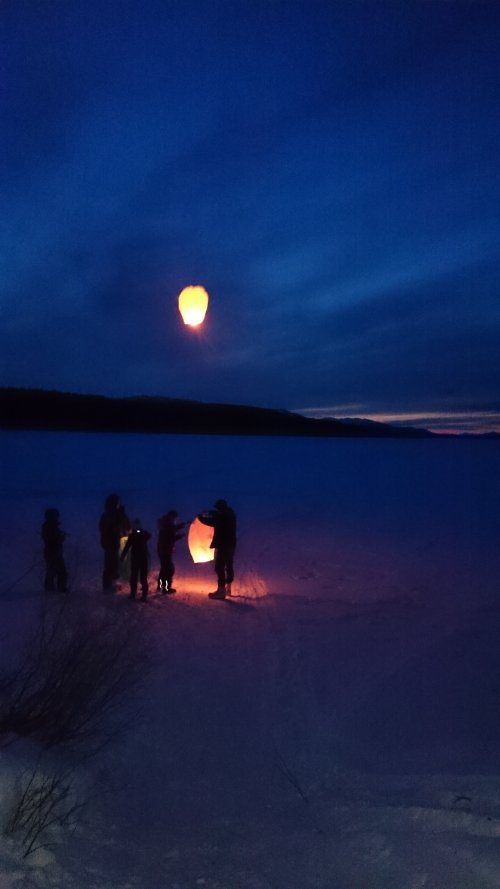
[1,430,500,888]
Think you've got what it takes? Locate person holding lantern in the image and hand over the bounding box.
[156,510,185,593]
[197,499,237,600]
[99,493,130,591]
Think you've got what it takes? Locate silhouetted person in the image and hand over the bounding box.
[41,508,68,593]
[117,503,132,580]
[198,499,236,600]
[157,511,185,594]
[99,493,129,591]
[121,519,151,601]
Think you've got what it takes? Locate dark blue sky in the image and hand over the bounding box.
[2,1,499,431]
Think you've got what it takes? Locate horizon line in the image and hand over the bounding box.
[296,407,500,436]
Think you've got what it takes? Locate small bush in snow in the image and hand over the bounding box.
[4,762,84,858]
[0,600,154,753]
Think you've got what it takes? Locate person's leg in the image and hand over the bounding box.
[110,547,120,582]
[158,556,167,591]
[140,560,148,600]
[225,547,235,585]
[214,549,226,588]
[102,548,114,590]
[44,556,55,592]
[165,554,176,592]
[129,560,138,598]
[57,556,69,592]
[209,549,226,598]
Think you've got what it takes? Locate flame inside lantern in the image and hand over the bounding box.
[188,517,214,563]
[178,285,209,327]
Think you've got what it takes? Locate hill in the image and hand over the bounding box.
[0,387,434,438]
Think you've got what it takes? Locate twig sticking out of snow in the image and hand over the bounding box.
[4,762,85,858]
[273,742,310,805]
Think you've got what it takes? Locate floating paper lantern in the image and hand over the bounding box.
[178,285,209,327]
[188,517,214,563]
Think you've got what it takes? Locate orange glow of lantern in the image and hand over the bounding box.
[178,285,209,327]
[188,517,214,563]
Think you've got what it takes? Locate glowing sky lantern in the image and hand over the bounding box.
[178,285,209,327]
[188,517,214,563]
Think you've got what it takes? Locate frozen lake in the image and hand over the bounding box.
[2,430,499,606]
[1,430,500,888]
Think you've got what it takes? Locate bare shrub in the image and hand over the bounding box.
[4,761,85,858]
[0,600,154,753]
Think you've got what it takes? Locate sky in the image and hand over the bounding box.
[1,0,499,432]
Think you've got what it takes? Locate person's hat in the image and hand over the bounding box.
[214,499,227,510]
[159,511,177,522]
[44,508,59,521]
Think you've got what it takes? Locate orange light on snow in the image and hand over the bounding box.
[188,517,214,563]
[178,285,209,327]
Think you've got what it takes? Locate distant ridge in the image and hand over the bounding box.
[0,387,435,439]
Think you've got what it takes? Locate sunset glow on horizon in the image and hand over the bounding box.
[297,408,500,436]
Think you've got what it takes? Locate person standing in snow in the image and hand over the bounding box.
[120,518,151,601]
[117,503,132,582]
[197,499,237,600]
[156,510,185,594]
[99,493,130,591]
[41,508,69,592]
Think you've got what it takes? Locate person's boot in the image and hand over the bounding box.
[225,582,232,597]
[157,579,163,593]
[208,586,226,600]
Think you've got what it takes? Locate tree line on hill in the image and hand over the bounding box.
[0,387,435,438]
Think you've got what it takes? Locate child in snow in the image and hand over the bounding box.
[41,508,69,593]
[120,519,151,601]
[157,511,185,593]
